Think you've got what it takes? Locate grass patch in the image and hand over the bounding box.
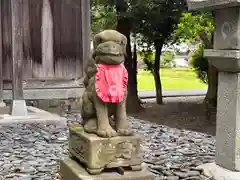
[137,68,207,90]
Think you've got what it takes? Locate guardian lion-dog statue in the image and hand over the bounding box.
[80,30,132,138]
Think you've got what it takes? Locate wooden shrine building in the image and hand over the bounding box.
[0,0,90,108]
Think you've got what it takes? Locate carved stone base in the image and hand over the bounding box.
[69,124,142,174]
[60,157,155,180]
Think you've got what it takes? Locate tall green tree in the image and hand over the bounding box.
[91,0,143,112]
[131,0,187,104]
[173,12,217,116]
[115,0,143,113]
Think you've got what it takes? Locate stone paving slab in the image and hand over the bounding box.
[0,106,66,125]
[198,163,240,180]
[138,89,207,99]
[60,157,155,180]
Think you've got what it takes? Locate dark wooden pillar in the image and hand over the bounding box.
[11,0,27,115]
[11,0,24,100]
[80,0,91,72]
[0,0,4,107]
[85,0,91,67]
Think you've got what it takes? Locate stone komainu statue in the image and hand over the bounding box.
[80,30,132,138]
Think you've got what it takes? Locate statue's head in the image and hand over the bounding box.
[93,30,127,65]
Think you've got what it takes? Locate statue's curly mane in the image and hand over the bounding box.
[83,51,96,88]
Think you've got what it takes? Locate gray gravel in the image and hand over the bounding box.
[0,121,69,180]
[0,112,215,179]
[131,117,215,179]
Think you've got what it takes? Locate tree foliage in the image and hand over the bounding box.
[91,3,116,37]
[189,43,208,84]
[130,0,187,104]
[173,12,214,84]
[131,0,187,45]
[173,11,219,112]
[173,12,214,44]
[161,51,176,68]
[140,50,176,71]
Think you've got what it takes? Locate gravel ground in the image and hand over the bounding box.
[0,122,69,180]
[132,117,215,180]
[0,110,215,180]
[133,96,216,135]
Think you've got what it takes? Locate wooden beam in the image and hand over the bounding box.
[85,0,91,68]
[10,0,27,116]
[79,0,84,77]
[80,0,91,73]
[11,0,24,100]
[0,0,3,104]
[42,0,54,77]
[2,87,84,100]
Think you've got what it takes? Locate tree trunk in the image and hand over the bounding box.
[204,65,218,119]
[133,40,144,105]
[199,29,218,119]
[116,1,142,113]
[154,42,163,105]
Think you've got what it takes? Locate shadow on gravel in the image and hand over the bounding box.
[131,96,216,136]
[40,96,216,136]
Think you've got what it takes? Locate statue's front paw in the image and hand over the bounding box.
[83,118,97,134]
[97,126,117,138]
[117,128,133,136]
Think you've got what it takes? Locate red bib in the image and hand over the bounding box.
[95,64,128,103]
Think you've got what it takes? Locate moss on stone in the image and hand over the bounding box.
[70,124,84,134]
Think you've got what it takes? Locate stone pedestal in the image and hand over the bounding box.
[205,49,240,170]
[215,72,240,171]
[187,0,240,178]
[60,124,154,180]
[204,26,240,174]
[204,48,240,173]
[60,157,155,180]
[68,125,142,174]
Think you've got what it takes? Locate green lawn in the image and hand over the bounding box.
[137,68,207,90]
